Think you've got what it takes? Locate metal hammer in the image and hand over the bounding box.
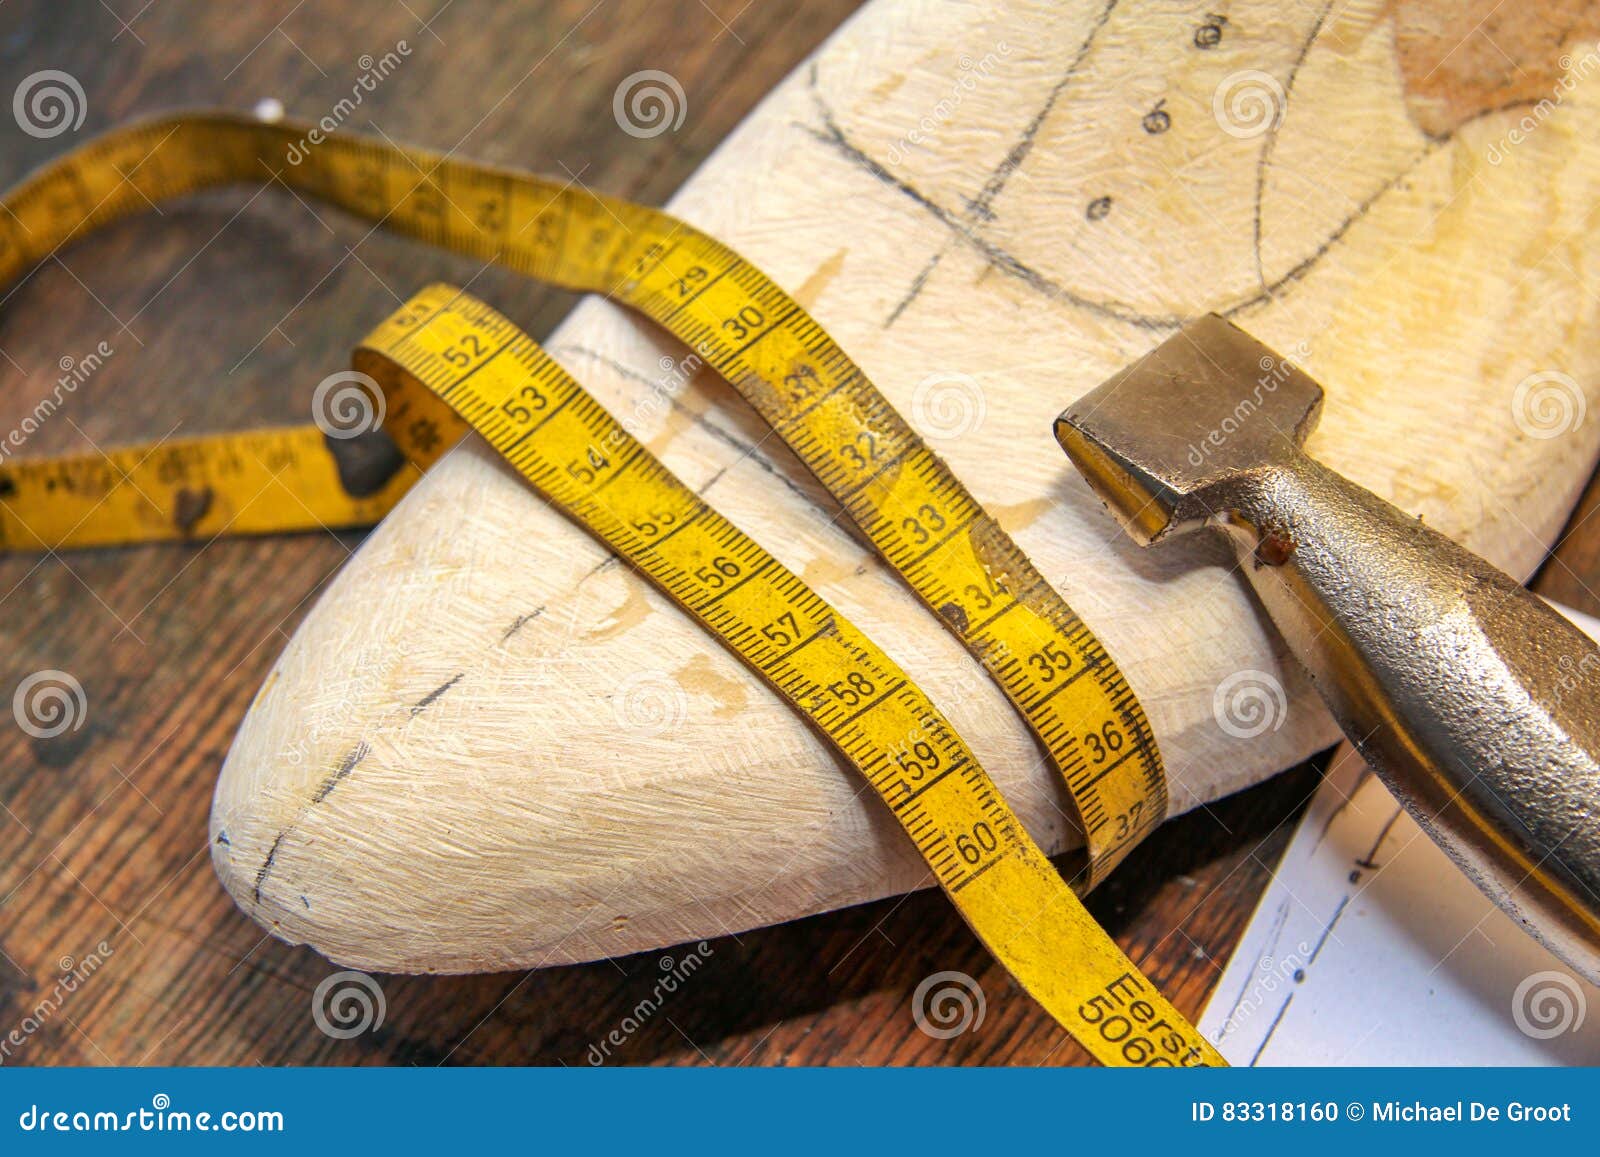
[1056,314,1600,983]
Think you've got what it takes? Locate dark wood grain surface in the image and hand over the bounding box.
[0,0,1594,1067]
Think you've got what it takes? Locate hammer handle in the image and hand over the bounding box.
[1222,455,1600,981]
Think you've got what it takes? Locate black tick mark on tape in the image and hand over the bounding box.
[325,428,406,498]
[173,486,214,535]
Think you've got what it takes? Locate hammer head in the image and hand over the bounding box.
[1055,314,1323,546]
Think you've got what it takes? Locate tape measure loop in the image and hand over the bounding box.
[0,115,1219,1064]
[355,283,1222,1067]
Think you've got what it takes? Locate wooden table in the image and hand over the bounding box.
[1,0,1596,1067]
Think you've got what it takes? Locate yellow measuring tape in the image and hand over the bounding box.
[0,112,1218,1066]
